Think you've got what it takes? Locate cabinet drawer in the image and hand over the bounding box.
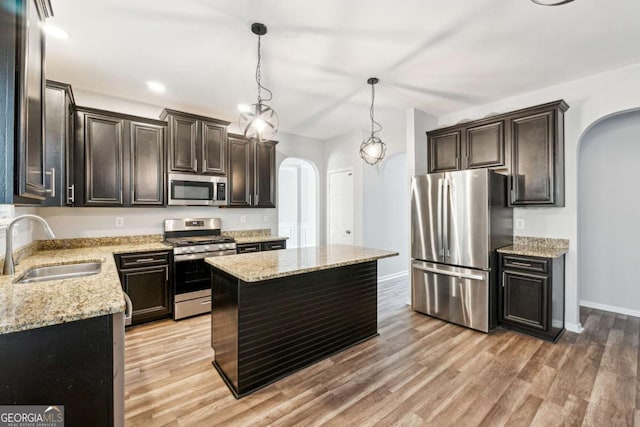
[118,251,170,269]
[502,255,548,273]
[261,240,286,251]
[236,243,261,254]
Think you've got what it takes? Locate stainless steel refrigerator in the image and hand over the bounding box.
[410,169,512,332]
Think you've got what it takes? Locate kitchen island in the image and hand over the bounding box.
[205,244,398,398]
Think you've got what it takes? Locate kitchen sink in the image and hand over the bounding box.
[16,261,102,284]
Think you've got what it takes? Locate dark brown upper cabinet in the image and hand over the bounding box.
[227,134,277,208]
[160,109,229,176]
[509,101,568,207]
[74,107,166,207]
[427,130,460,173]
[43,80,75,206]
[464,120,506,170]
[426,100,567,207]
[130,121,165,206]
[10,0,53,203]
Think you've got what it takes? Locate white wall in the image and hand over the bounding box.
[36,206,275,239]
[324,130,365,245]
[431,62,640,332]
[0,205,39,259]
[363,153,409,278]
[275,132,326,245]
[578,110,640,316]
[323,106,411,278]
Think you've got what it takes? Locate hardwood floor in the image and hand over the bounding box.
[124,279,640,426]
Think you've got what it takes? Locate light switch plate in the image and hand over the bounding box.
[515,219,525,229]
[115,217,124,228]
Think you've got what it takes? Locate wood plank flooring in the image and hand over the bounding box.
[125,279,640,426]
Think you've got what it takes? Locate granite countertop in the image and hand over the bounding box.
[497,236,569,258]
[205,244,398,282]
[233,235,289,244]
[0,241,171,335]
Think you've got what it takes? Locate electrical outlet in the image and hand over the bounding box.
[115,217,124,228]
[240,215,246,224]
[263,215,268,222]
[515,219,525,230]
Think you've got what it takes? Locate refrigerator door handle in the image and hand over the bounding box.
[412,262,485,281]
[442,178,450,259]
[437,178,444,258]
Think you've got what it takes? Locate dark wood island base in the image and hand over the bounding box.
[210,261,379,398]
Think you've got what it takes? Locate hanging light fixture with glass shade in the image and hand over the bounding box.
[359,77,387,165]
[239,23,279,142]
[530,0,575,5]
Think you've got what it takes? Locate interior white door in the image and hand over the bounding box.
[328,169,354,245]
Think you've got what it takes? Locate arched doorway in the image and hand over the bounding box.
[278,158,318,248]
[578,109,640,316]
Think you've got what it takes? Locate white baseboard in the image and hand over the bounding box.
[565,322,584,333]
[580,300,640,318]
[379,271,408,284]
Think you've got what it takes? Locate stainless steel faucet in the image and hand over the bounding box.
[2,214,56,275]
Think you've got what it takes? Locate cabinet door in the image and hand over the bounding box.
[14,0,49,201]
[510,111,555,205]
[202,120,227,175]
[168,115,198,173]
[121,265,171,325]
[130,122,165,205]
[254,141,276,208]
[43,84,65,206]
[428,131,460,173]
[84,113,124,206]
[502,270,549,331]
[464,121,505,170]
[228,135,252,207]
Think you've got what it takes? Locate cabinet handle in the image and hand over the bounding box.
[45,168,56,197]
[203,158,207,172]
[511,261,532,267]
[200,300,212,305]
[120,189,123,203]
[195,158,198,172]
[255,193,259,204]
[67,185,75,204]
[134,258,157,263]
[166,268,169,281]
[249,194,252,205]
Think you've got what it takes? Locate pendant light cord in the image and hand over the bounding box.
[256,35,273,103]
[370,82,382,137]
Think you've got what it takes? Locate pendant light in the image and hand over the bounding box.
[359,77,387,165]
[530,0,574,5]
[239,23,279,142]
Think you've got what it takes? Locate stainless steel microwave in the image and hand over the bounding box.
[167,173,227,206]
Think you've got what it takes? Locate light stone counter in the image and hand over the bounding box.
[0,241,171,335]
[205,244,398,282]
[497,236,569,258]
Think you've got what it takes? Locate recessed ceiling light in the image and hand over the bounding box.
[237,104,251,113]
[530,0,575,5]
[146,81,166,93]
[40,23,70,40]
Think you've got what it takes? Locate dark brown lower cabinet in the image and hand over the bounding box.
[236,240,287,254]
[115,251,172,325]
[0,314,118,426]
[499,253,565,341]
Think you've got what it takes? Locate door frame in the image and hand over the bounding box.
[327,167,354,245]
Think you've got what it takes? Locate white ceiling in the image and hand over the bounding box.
[45,0,640,140]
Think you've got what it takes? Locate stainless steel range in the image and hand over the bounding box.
[164,218,236,320]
